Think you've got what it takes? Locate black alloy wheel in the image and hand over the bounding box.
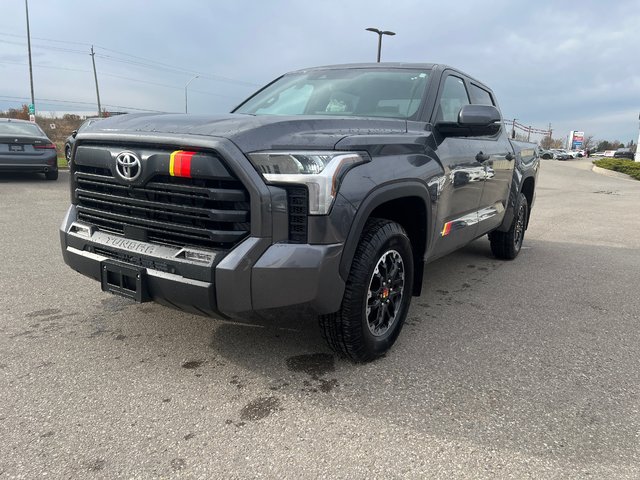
[319,218,414,362]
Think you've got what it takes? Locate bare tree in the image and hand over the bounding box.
[582,135,594,151]
[540,135,554,149]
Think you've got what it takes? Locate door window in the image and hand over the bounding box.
[436,75,470,122]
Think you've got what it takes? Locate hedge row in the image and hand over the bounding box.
[593,158,640,181]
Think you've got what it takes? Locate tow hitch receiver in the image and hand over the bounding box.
[100,260,149,302]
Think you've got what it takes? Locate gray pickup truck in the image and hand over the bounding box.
[60,63,539,361]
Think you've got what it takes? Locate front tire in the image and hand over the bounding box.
[319,218,414,362]
[488,192,528,260]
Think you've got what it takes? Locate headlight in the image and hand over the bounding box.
[248,151,368,215]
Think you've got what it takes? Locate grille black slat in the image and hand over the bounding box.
[286,187,308,244]
[73,153,250,250]
[76,205,246,243]
[76,188,247,223]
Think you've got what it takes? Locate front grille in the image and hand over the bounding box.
[286,187,308,244]
[74,163,250,250]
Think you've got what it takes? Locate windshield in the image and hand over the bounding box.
[0,122,44,136]
[79,118,100,131]
[234,68,430,120]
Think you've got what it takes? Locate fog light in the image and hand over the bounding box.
[176,248,213,264]
[69,222,92,237]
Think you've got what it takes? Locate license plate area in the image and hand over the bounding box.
[100,260,149,302]
[9,144,24,152]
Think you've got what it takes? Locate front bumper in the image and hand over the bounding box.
[60,206,345,317]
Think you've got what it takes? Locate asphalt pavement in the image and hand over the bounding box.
[1,158,639,479]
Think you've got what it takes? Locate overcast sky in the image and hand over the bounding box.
[1,0,639,144]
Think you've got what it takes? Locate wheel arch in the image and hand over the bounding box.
[339,182,432,296]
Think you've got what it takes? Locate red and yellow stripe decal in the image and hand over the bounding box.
[441,222,452,237]
[169,150,195,177]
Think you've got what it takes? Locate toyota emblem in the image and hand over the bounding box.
[115,151,141,181]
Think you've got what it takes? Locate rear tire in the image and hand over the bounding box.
[319,218,414,362]
[488,192,528,260]
[45,170,58,181]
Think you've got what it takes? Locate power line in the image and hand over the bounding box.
[0,39,87,55]
[0,60,240,99]
[0,95,169,113]
[0,31,90,47]
[0,34,260,87]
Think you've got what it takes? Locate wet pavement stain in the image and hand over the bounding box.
[170,458,186,471]
[26,308,61,318]
[183,433,195,440]
[87,459,106,472]
[101,296,132,312]
[114,334,126,341]
[286,353,334,379]
[268,381,290,391]
[240,396,282,421]
[181,360,204,369]
[229,375,245,389]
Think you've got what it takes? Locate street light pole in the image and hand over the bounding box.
[184,75,199,114]
[365,28,396,62]
[511,118,517,139]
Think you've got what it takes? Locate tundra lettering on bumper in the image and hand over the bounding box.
[60,205,345,317]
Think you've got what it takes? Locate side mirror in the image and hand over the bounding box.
[436,104,502,137]
[71,130,78,138]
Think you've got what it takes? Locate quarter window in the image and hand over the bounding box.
[469,84,494,106]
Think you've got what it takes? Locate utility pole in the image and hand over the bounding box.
[25,0,35,118]
[527,126,531,142]
[90,46,102,117]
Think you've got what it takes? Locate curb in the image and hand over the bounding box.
[592,165,636,181]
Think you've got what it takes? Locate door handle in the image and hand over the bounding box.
[475,152,490,163]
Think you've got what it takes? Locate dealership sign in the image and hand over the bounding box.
[570,130,584,149]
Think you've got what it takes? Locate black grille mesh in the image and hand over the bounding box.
[286,187,308,244]
[74,164,250,250]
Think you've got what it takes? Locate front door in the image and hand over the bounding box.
[429,73,485,259]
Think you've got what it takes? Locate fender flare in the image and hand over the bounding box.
[338,181,432,284]
[497,171,536,232]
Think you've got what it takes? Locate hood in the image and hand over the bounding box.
[83,113,408,152]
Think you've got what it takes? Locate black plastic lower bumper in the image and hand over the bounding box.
[60,206,346,318]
